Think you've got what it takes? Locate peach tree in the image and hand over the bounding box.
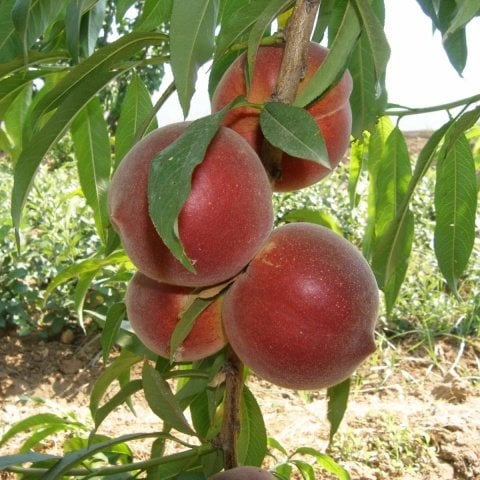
[0,0,479,478]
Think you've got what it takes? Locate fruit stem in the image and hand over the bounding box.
[220,345,244,469]
[261,0,321,181]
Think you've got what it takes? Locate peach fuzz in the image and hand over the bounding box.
[108,123,274,287]
[125,271,226,362]
[211,42,353,191]
[222,222,379,390]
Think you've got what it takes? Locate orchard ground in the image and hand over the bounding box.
[1,132,479,480]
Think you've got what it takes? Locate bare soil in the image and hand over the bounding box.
[0,328,479,480]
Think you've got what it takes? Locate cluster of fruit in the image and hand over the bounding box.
[108,42,379,393]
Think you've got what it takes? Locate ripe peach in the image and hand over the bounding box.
[209,466,275,480]
[125,271,226,361]
[108,123,274,287]
[222,223,379,390]
[211,43,353,191]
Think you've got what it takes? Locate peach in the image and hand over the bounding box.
[125,271,226,361]
[108,123,274,287]
[211,42,353,191]
[209,466,275,480]
[222,223,379,390]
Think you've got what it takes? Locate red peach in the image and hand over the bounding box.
[108,123,274,287]
[222,223,379,390]
[211,43,353,191]
[125,271,226,361]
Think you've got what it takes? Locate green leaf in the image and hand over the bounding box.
[237,386,267,466]
[115,0,136,23]
[438,0,468,74]
[291,460,315,480]
[44,250,131,300]
[71,96,111,243]
[0,0,21,62]
[169,296,215,362]
[0,453,59,470]
[73,269,97,333]
[2,82,32,162]
[11,0,30,62]
[170,0,218,117]
[434,134,477,296]
[351,0,390,79]
[115,73,157,168]
[142,362,197,436]
[348,136,366,207]
[348,32,388,137]
[94,379,143,428]
[65,0,86,62]
[294,1,360,108]
[445,0,480,37]
[80,0,106,57]
[214,0,267,62]
[281,208,343,236]
[246,0,292,81]
[147,105,232,272]
[0,50,68,79]
[90,350,142,421]
[362,116,394,260]
[42,431,162,480]
[101,302,127,363]
[11,32,167,239]
[294,447,351,480]
[373,127,412,240]
[371,128,413,312]
[0,413,85,448]
[327,378,350,445]
[135,0,172,31]
[260,102,330,168]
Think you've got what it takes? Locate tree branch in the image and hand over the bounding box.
[261,0,321,181]
[220,345,244,470]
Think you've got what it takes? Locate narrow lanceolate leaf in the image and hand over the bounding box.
[0,50,68,80]
[438,0,468,74]
[348,32,388,138]
[445,0,480,37]
[90,350,142,420]
[434,135,477,296]
[327,378,350,445]
[101,302,127,363]
[0,453,59,470]
[65,0,86,62]
[142,362,197,436]
[373,128,412,240]
[294,1,361,108]
[135,0,172,31]
[294,447,351,480]
[351,0,390,79]
[260,102,330,168]
[348,136,367,207]
[169,0,218,117]
[0,0,21,62]
[214,0,267,62]
[246,0,292,81]
[11,0,31,61]
[115,73,157,168]
[148,104,232,272]
[73,270,97,333]
[71,97,111,244]
[80,0,106,57]
[169,296,215,362]
[237,386,267,467]
[371,128,413,312]
[11,32,166,238]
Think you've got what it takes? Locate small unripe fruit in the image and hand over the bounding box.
[209,466,276,480]
[211,42,353,191]
[222,223,379,390]
[125,272,226,362]
[108,123,274,287]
